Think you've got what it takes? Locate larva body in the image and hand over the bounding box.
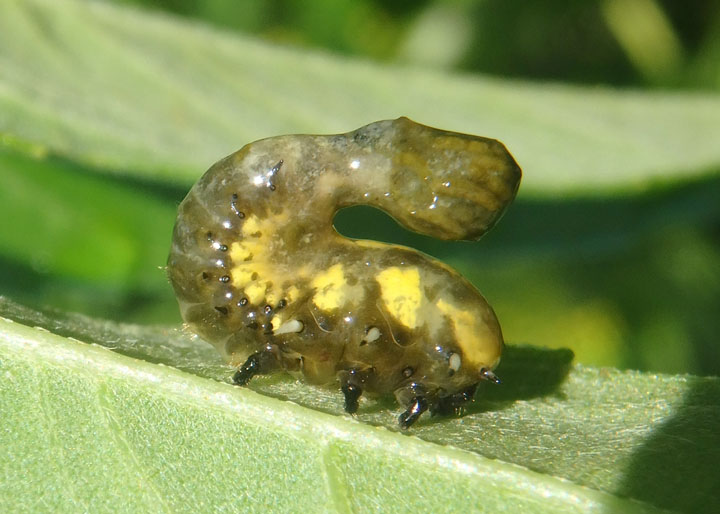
[168,117,521,428]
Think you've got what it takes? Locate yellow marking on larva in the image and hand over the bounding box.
[230,237,266,262]
[230,242,252,262]
[265,289,281,306]
[245,282,267,305]
[354,239,388,250]
[230,259,273,304]
[271,313,284,329]
[376,267,422,329]
[231,267,255,288]
[312,263,349,311]
[242,215,262,236]
[436,298,499,368]
[287,285,302,303]
[230,222,276,304]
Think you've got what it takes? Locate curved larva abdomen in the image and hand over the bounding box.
[168,117,521,429]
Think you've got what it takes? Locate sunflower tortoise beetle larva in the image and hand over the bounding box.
[167,117,521,429]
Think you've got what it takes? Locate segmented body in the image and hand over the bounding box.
[167,117,521,428]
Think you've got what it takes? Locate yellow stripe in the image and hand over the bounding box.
[376,267,422,329]
[436,298,501,368]
[312,264,348,311]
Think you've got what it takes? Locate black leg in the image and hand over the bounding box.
[232,350,279,385]
[341,383,362,414]
[398,396,429,430]
[430,384,478,417]
[339,368,370,414]
[232,353,261,385]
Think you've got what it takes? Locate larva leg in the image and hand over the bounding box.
[398,396,430,430]
[429,370,501,417]
[232,349,280,385]
[395,382,433,429]
[341,383,362,414]
[338,368,371,414]
[430,384,478,417]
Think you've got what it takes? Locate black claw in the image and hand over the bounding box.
[232,352,262,385]
[430,384,478,417]
[341,383,362,414]
[398,396,429,430]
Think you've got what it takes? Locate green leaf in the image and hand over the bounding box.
[0,145,182,321]
[0,147,176,287]
[2,298,719,513]
[1,0,719,194]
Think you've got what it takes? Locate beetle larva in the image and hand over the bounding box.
[168,117,521,429]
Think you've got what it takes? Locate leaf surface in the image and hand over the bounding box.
[2,299,718,513]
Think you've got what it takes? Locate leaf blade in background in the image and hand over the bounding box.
[0,0,719,194]
[0,146,182,321]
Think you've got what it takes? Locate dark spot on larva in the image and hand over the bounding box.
[215,306,228,315]
[359,340,367,347]
[353,131,369,144]
[201,271,210,281]
[218,244,228,252]
[402,366,414,378]
[251,272,258,280]
[205,231,213,240]
[238,297,248,307]
[263,322,273,334]
[247,321,259,330]
[231,193,246,218]
[219,275,230,283]
[277,299,287,310]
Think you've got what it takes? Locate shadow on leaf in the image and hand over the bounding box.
[616,378,720,514]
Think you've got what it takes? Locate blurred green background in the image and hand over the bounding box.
[112,0,720,90]
[1,0,719,376]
